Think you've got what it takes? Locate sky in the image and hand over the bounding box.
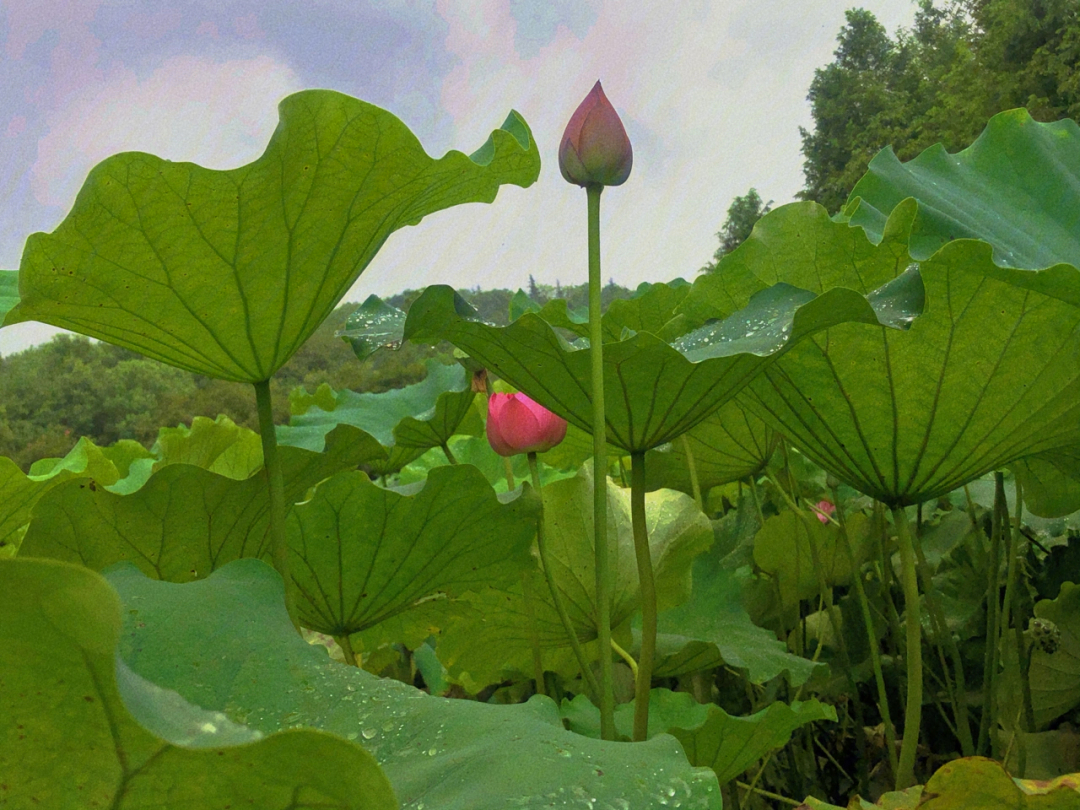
[0,0,919,355]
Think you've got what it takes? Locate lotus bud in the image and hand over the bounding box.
[559,81,633,188]
[486,393,568,456]
[814,500,836,524]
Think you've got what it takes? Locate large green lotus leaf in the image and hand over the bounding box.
[1026,581,1080,728]
[277,360,477,461]
[0,437,124,555]
[436,464,712,688]
[0,558,397,809]
[753,510,872,608]
[0,268,17,319]
[562,688,835,786]
[644,399,776,495]
[153,413,265,479]
[288,465,537,638]
[535,279,693,342]
[338,295,408,361]
[653,531,825,686]
[405,279,883,453]
[1012,446,1080,519]
[844,109,1080,269]
[107,558,725,809]
[5,90,540,382]
[18,424,383,580]
[684,200,1080,505]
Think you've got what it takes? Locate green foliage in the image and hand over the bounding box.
[800,1,1080,212]
[6,90,540,383]
[287,465,538,640]
[700,187,773,273]
[106,558,725,809]
[1,558,397,809]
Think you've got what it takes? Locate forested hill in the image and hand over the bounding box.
[0,279,633,471]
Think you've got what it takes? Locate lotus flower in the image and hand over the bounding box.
[814,500,836,524]
[559,81,633,187]
[486,393,568,456]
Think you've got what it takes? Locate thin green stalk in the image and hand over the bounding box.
[680,435,703,512]
[912,535,975,755]
[254,379,300,632]
[834,486,899,780]
[610,637,639,680]
[528,452,600,698]
[977,474,1005,756]
[630,451,658,742]
[440,441,458,465]
[520,570,547,697]
[503,457,516,491]
[336,633,359,667]
[748,475,765,526]
[891,505,922,790]
[586,183,615,739]
[1004,477,1035,767]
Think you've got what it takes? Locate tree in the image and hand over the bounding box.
[798,1,1080,213]
[699,188,773,273]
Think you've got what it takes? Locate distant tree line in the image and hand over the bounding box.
[702,0,1080,268]
[0,280,632,470]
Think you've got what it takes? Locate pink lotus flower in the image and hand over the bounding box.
[559,81,633,188]
[814,500,836,524]
[487,393,568,456]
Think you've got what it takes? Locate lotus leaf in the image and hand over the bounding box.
[436,464,712,688]
[844,109,1080,269]
[5,90,540,382]
[0,558,396,809]
[405,279,883,453]
[287,465,538,639]
[562,688,835,786]
[0,268,17,319]
[682,200,1080,505]
[18,425,383,580]
[107,558,725,809]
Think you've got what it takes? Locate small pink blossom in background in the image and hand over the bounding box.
[814,500,836,524]
[487,393,567,456]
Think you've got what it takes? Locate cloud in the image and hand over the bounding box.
[30,54,303,209]
[350,0,917,300]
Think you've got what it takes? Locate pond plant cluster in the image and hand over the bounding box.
[1,84,1080,809]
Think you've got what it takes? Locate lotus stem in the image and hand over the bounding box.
[910,523,974,755]
[440,441,458,465]
[630,451,658,742]
[680,435,703,512]
[336,633,359,667]
[833,485,899,780]
[977,474,1005,755]
[520,569,547,696]
[254,379,300,632]
[1003,476,1035,767]
[586,183,615,739]
[610,637,639,680]
[891,504,922,790]
[528,452,600,699]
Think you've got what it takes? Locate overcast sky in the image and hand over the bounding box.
[0,0,919,355]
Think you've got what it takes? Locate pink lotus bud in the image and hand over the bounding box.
[559,81,633,187]
[486,393,568,456]
[814,500,836,524]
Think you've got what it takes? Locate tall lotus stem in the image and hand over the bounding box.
[977,475,1005,755]
[561,80,631,739]
[587,184,616,737]
[891,505,922,790]
[254,379,300,632]
[630,451,658,741]
[528,452,601,699]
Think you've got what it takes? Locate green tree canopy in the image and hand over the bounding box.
[699,188,773,273]
[798,0,1080,213]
